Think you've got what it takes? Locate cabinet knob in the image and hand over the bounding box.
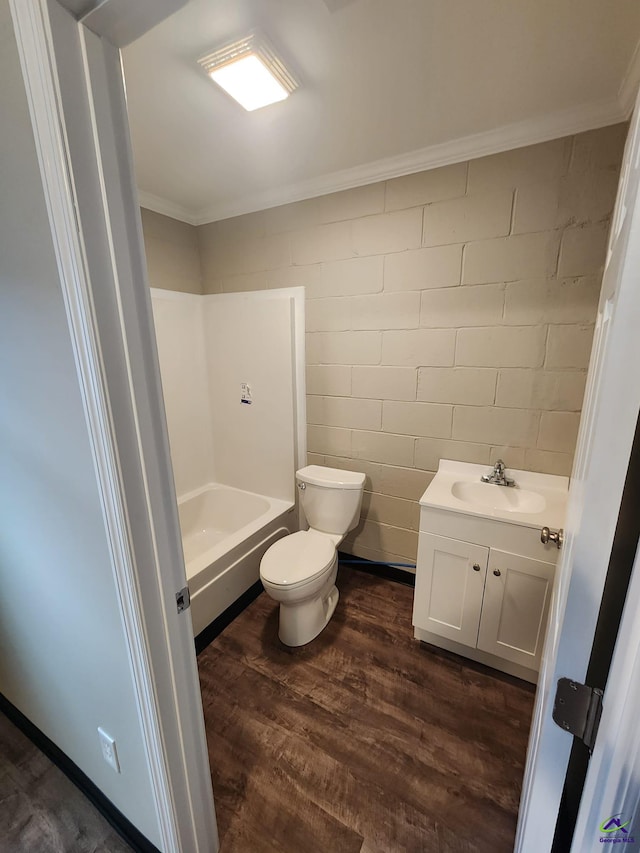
[493,569,501,577]
[472,563,481,572]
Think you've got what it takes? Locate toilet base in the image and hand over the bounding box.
[278,583,339,647]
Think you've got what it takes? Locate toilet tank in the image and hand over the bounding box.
[296,465,365,536]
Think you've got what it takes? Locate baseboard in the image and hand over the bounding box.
[0,694,159,853]
[195,579,264,654]
[338,552,416,587]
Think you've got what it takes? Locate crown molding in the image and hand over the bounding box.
[192,98,626,224]
[137,190,198,225]
[619,37,640,118]
[138,97,628,227]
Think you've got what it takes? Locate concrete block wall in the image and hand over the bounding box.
[141,207,203,294]
[143,123,626,567]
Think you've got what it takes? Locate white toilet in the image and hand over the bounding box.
[259,465,365,647]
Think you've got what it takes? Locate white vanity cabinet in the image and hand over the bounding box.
[476,548,555,669]
[413,532,555,677]
[414,534,489,648]
[412,460,568,683]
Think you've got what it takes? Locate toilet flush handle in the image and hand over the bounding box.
[297,482,306,490]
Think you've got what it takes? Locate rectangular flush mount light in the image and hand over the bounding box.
[198,34,298,112]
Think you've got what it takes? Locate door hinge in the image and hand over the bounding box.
[176,586,191,614]
[552,677,603,752]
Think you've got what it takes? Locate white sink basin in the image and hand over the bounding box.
[450,480,546,514]
[420,460,569,528]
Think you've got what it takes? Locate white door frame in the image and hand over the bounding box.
[516,89,640,852]
[10,1,218,850]
[571,538,640,849]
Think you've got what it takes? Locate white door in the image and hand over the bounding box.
[516,91,640,851]
[413,533,488,646]
[477,550,554,671]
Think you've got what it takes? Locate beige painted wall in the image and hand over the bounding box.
[141,207,203,294]
[143,123,626,566]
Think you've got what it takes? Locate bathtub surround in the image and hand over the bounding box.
[203,293,300,500]
[151,291,214,495]
[150,288,306,633]
[142,123,626,566]
[150,288,305,502]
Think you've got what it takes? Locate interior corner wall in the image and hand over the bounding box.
[0,4,160,846]
[141,207,203,294]
[194,123,627,566]
[150,289,216,497]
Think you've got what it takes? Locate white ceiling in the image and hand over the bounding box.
[122,0,640,224]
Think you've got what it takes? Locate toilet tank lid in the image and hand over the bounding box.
[296,465,365,490]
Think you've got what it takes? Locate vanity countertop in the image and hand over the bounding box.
[420,460,569,530]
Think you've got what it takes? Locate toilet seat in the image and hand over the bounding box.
[260,530,335,589]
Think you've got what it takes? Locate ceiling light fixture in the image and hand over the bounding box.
[197,34,298,112]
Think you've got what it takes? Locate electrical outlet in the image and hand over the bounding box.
[98,727,121,773]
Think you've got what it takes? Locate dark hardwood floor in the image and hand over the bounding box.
[0,712,131,853]
[199,565,535,853]
[0,566,533,852]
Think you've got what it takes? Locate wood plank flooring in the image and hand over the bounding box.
[199,566,535,853]
[0,712,131,853]
[0,566,534,852]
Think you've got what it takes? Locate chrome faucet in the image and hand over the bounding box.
[481,459,515,487]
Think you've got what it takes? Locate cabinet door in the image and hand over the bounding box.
[477,549,555,670]
[413,533,489,646]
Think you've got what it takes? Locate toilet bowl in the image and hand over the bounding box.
[261,530,339,646]
[259,465,365,647]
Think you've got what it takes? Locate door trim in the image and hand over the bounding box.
[570,538,640,849]
[9,1,218,850]
[9,2,179,848]
[515,90,640,853]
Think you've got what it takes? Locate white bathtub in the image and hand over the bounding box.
[178,484,296,636]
